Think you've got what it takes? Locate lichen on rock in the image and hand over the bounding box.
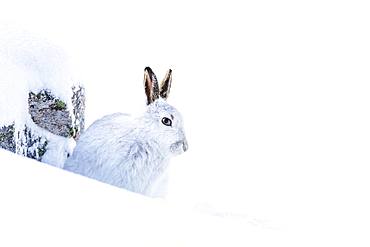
[28,90,72,138]
[28,89,85,140]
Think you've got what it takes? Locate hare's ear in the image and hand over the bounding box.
[144,67,159,105]
[159,69,172,100]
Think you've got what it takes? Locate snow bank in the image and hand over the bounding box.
[0,28,77,107]
[0,149,280,247]
[0,27,84,167]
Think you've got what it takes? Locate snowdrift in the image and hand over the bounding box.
[0,27,84,167]
[0,149,278,247]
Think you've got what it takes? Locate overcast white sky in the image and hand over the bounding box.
[1,0,370,245]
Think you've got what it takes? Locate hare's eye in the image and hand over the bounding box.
[161,117,172,127]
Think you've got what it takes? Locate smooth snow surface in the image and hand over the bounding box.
[0,149,278,247]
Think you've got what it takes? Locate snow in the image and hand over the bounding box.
[1,0,370,246]
[0,27,78,166]
[0,149,278,247]
[0,27,78,119]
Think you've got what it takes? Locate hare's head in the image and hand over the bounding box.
[142,67,188,156]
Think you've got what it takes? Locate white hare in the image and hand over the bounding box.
[64,67,188,197]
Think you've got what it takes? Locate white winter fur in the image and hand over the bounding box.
[64,98,188,197]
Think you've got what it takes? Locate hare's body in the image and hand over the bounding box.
[64,112,170,196]
[64,68,187,197]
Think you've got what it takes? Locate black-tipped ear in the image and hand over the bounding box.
[144,67,159,105]
[160,69,172,100]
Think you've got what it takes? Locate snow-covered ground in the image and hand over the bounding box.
[1,0,370,246]
[0,149,280,247]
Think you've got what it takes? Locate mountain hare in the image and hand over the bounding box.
[64,67,188,197]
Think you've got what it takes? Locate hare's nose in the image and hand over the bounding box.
[182,139,188,152]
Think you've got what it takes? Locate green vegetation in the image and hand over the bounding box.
[37,141,48,157]
[68,126,76,138]
[54,99,67,110]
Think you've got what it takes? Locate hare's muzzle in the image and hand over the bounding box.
[170,139,188,154]
[182,139,188,152]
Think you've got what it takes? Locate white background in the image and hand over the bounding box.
[1,0,370,246]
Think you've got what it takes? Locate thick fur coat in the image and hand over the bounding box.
[64,68,187,197]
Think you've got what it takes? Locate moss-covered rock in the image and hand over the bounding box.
[52,99,67,110]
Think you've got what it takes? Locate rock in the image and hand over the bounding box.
[71,85,86,140]
[0,125,15,153]
[0,28,85,167]
[28,91,72,138]
[28,87,85,139]
[0,86,85,165]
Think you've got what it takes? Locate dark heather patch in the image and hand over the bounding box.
[22,126,48,161]
[37,140,48,157]
[0,124,48,161]
[0,124,15,152]
[71,85,85,140]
